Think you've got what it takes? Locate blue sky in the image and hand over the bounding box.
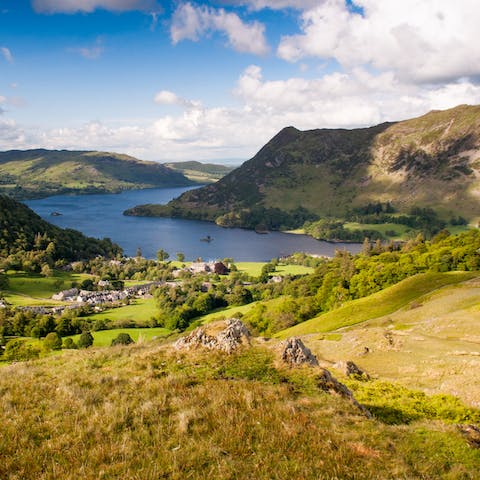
[1,0,480,162]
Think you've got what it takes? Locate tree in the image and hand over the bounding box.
[43,332,62,351]
[111,333,134,346]
[41,264,53,277]
[157,248,170,262]
[176,252,185,263]
[77,331,94,348]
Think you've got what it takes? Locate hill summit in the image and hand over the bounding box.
[0,149,194,199]
[126,105,480,230]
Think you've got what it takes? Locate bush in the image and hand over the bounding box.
[4,339,40,361]
[43,332,62,351]
[62,337,78,349]
[111,333,134,346]
[77,331,94,348]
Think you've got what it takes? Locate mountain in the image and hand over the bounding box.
[0,195,121,260]
[163,161,235,183]
[125,105,480,231]
[0,149,194,199]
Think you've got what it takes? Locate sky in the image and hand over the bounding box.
[1,0,480,163]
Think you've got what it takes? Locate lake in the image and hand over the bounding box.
[26,187,362,261]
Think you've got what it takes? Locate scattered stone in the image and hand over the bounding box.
[458,424,480,448]
[174,328,217,351]
[281,337,319,366]
[334,360,370,380]
[174,319,251,354]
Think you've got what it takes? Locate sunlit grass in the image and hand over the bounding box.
[278,271,476,337]
[1,342,479,479]
[67,327,170,347]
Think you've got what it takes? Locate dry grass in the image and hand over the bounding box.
[1,341,479,479]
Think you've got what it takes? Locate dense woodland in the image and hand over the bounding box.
[0,195,121,270]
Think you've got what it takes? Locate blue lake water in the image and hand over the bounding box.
[26,187,362,261]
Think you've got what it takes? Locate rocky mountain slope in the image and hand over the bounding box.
[126,105,480,229]
[0,149,194,199]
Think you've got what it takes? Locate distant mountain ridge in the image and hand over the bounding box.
[125,105,480,230]
[0,149,194,199]
[163,161,234,183]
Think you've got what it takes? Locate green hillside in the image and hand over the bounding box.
[126,105,480,233]
[276,271,476,337]
[275,273,480,407]
[0,195,121,261]
[164,161,235,183]
[0,149,194,199]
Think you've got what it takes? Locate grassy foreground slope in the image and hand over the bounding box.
[1,342,480,479]
[0,149,193,199]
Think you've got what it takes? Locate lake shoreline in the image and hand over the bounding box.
[26,187,363,261]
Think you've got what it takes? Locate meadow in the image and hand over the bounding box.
[1,340,479,479]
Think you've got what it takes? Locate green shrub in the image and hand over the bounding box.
[4,339,40,361]
[62,337,78,349]
[43,332,62,351]
[77,331,94,349]
[111,333,134,346]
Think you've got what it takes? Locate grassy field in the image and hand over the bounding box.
[3,271,92,306]
[344,222,412,239]
[190,302,260,327]
[85,298,159,325]
[235,262,313,277]
[278,271,477,337]
[1,339,479,479]
[68,327,171,347]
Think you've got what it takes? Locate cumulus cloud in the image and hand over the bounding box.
[277,0,480,84]
[7,64,480,162]
[69,38,104,59]
[223,0,320,10]
[32,0,159,14]
[154,90,201,109]
[171,2,269,55]
[1,47,13,63]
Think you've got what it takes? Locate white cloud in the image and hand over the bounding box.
[1,47,13,63]
[69,38,104,59]
[277,0,480,84]
[171,2,269,55]
[6,64,480,162]
[154,90,201,109]
[226,0,321,10]
[32,0,159,14]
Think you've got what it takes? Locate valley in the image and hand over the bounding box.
[1,106,480,478]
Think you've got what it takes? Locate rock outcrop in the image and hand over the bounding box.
[281,337,371,417]
[281,337,319,366]
[315,368,371,418]
[458,424,480,448]
[334,360,371,380]
[174,319,251,353]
